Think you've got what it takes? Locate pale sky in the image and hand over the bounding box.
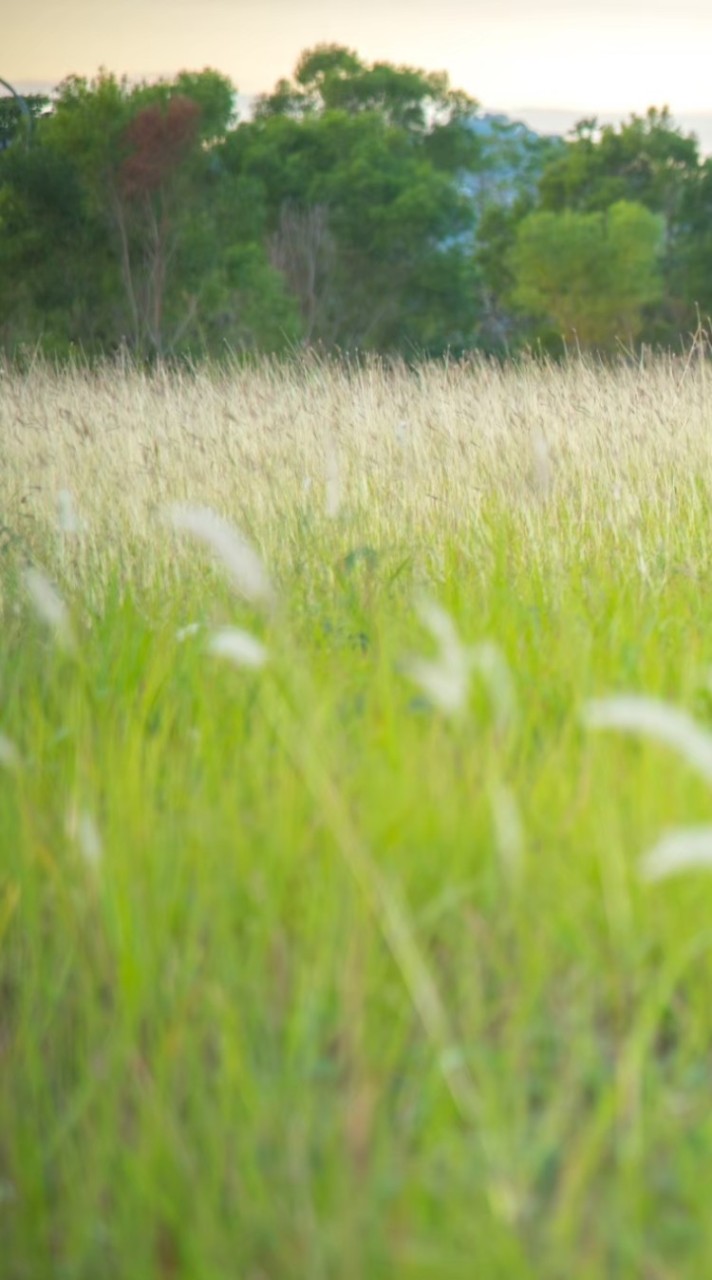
[5,0,712,118]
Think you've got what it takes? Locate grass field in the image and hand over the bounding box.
[3,352,712,1277]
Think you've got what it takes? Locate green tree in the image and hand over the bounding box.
[0,70,299,356]
[0,126,115,353]
[42,72,237,354]
[667,158,712,330]
[473,198,535,351]
[510,200,664,349]
[467,122,563,352]
[538,109,699,220]
[256,44,482,177]
[0,91,48,150]
[228,48,482,353]
[227,110,477,351]
[257,44,476,133]
[534,109,703,341]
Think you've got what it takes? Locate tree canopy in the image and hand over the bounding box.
[510,201,664,348]
[0,49,710,359]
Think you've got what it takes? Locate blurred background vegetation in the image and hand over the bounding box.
[2,44,711,360]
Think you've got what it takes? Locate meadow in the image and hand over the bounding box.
[3,351,712,1276]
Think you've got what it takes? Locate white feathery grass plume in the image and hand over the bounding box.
[176,622,201,642]
[405,600,515,722]
[395,419,409,448]
[490,783,525,886]
[207,626,268,669]
[23,567,75,651]
[167,504,275,608]
[471,642,517,732]
[641,827,712,882]
[325,442,342,519]
[531,435,553,499]
[405,599,471,715]
[67,807,103,869]
[56,488,82,535]
[0,733,21,771]
[584,695,712,783]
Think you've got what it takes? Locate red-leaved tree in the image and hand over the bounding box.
[115,96,203,353]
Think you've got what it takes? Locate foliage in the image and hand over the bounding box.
[539,108,699,218]
[235,109,468,349]
[536,109,702,342]
[1,50,712,357]
[670,158,712,326]
[230,48,482,352]
[0,137,114,352]
[0,71,296,357]
[0,91,48,150]
[257,42,477,139]
[510,201,664,348]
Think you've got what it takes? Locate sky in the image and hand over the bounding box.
[5,0,712,137]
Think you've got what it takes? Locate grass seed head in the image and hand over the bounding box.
[640,826,712,881]
[584,695,712,783]
[490,783,525,886]
[471,642,517,732]
[23,567,75,652]
[57,489,82,535]
[176,622,202,642]
[66,807,103,869]
[325,443,342,519]
[0,733,21,771]
[405,601,514,725]
[168,503,275,608]
[207,626,268,669]
[404,600,471,715]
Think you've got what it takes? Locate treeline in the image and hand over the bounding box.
[1,44,711,359]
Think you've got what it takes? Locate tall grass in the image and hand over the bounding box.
[3,349,712,602]
[3,353,712,1276]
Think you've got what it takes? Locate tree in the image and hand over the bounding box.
[0,70,299,357]
[0,91,48,150]
[268,202,337,343]
[662,158,712,331]
[0,122,116,352]
[256,43,477,137]
[510,201,664,349]
[534,109,701,342]
[465,120,564,352]
[472,197,535,351]
[538,109,699,220]
[255,44,482,178]
[9,50,706,359]
[228,49,482,353]
[40,72,238,354]
[227,109,478,351]
[114,95,205,352]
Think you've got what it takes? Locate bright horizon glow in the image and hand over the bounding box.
[4,0,712,119]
